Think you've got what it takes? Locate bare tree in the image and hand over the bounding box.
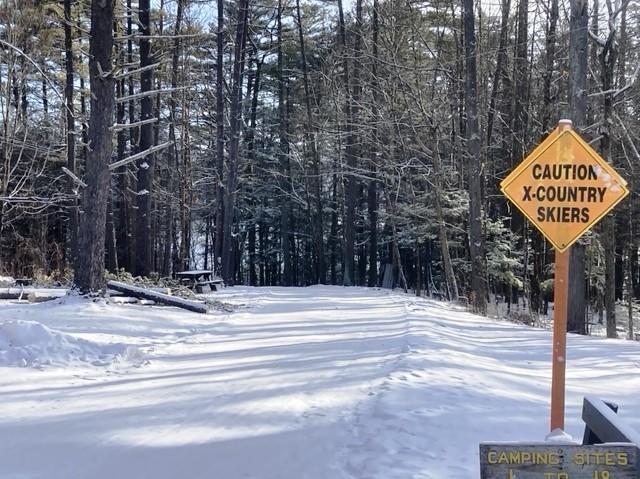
[75,0,115,292]
[64,0,77,269]
[135,0,156,276]
[463,0,487,313]
[214,0,225,276]
[564,0,590,334]
[221,0,249,283]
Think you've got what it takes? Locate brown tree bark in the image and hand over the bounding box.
[542,0,559,132]
[246,56,261,287]
[214,0,225,276]
[162,0,185,276]
[599,9,619,338]
[510,0,530,169]
[566,0,589,334]
[135,0,155,276]
[74,0,115,292]
[277,0,293,286]
[64,0,77,270]
[463,0,488,314]
[220,0,248,283]
[295,0,325,284]
[531,0,558,317]
[337,0,361,287]
[367,0,381,288]
[486,0,510,147]
[434,135,459,301]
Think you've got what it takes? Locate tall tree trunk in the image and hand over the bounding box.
[347,0,363,287]
[161,0,185,276]
[463,0,487,314]
[367,0,380,288]
[508,0,530,280]
[123,0,136,273]
[74,0,115,292]
[330,166,339,285]
[566,0,589,334]
[278,0,293,286]
[116,76,129,272]
[64,0,78,271]
[135,0,155,276]
[510,0,529,168]
[627,198,634,339]
[541,0,559,132]
[258,220,266,285]
[486,0,510,146]
[295,0,325,284]
[434,135,459,301]
[179,97,193,271]
[246,57,261,287]
[337,0,357,286]
[115,7,129,274]
[79,49,88,165]
[220,0,248,283]
[530,0,558,317]
[600,12,618,338]
[214,0,225,276]
[367,169,378,287]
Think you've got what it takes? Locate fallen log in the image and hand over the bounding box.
[0,288,67,302]
[106,281,208,314]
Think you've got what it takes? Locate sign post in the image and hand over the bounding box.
[550,119,573,432]
[551,242,569,431]
[499,119,629,431]
[481,119,633,478]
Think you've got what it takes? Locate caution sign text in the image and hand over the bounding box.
[500,129,629,252]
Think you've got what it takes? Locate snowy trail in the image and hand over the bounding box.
[0,287,639,479]
[342,299,640,478]
[0,287,411,479]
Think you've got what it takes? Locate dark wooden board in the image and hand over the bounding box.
[582,396,640,446]
[480,443,639,479]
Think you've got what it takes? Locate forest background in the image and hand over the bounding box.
[0,0,638,337]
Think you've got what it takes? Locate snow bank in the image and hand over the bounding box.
[0,275,15,286]
[0,320,143,368]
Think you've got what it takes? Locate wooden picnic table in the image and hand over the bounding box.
[175,270,224,293]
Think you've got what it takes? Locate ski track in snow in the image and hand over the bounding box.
[0,286,639,479]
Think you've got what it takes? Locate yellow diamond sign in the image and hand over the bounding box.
[500,128,629,252]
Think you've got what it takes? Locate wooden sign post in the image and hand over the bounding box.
[550,120,572,433]
[552,242,570,431]
[500,119,629,431]
[483,121,634,478]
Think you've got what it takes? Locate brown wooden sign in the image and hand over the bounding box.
[480,443,639,478]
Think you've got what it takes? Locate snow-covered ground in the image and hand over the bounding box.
[0,286,639,479]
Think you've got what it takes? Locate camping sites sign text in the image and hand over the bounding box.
[480,443,639,478]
